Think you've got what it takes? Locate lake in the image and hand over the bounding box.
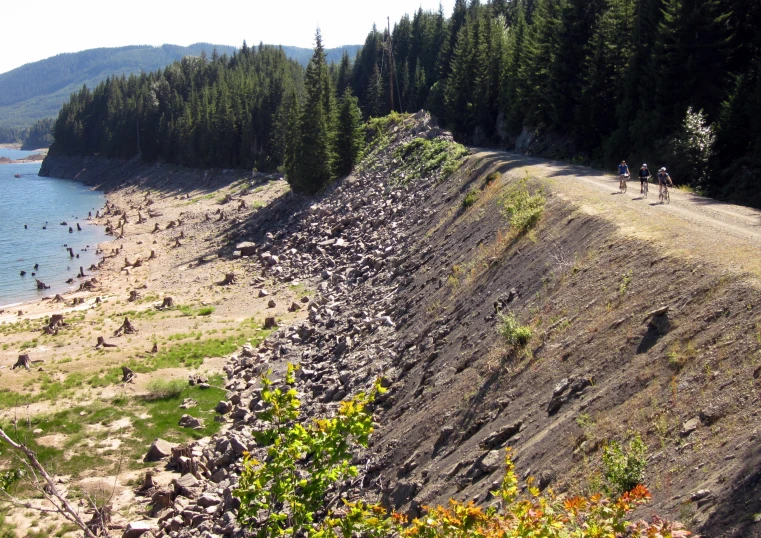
[0,148,109,308]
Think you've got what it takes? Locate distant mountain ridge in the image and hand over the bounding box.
[0,43,361,132]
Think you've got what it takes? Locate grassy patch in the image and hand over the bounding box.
[198,307,215,316]
[499,177,545,233]
[462,189,479,209]
[145,379,187,400]
[498,312,532,349]
[394,137,469,182]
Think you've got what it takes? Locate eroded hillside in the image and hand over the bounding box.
[27,112,761,538]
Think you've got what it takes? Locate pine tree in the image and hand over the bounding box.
[333,88,365,176]
[289,29,335,194]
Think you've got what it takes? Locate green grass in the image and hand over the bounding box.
[0,377,226,480]
[145,378,187,400]
[198,307,215,316]
[500,177,546,233]
[393,137,469,182]
[462,189,479,209]
[499,313,532,349]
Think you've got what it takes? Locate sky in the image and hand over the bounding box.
[0,0,457,74]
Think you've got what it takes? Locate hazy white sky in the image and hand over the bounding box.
[1,0,456,74]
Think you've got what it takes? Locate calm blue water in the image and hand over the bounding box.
[0,149,109,307]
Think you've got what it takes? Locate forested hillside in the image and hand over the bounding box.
[49,0,761,206]
[0,43,360,137]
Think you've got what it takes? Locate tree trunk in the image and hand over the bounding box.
[95,336,117,349]
[121,366,136,383]
[11,354,32,370]
[114,317,137,336]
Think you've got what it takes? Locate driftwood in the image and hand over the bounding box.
[11,354,32,370]
[95,336,117,349]
[114,317,137,336]
[219,273,237,286]
[121,366,136,384]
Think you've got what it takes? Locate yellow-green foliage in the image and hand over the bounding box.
[499,312,532,349]
[393,137,469,182]
[500,178,545,233]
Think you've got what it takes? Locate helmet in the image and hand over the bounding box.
[642,163,647,167]
[660,167,666,172]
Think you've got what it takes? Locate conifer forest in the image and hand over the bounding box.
[50,0,761,204]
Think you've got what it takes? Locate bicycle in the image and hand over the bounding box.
[659,183,670,204]
[641,178,649,198]
[620,173,629,194]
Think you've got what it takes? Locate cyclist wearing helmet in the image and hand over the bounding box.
[618,161,630,190]
[639,164,651,194]
[657,167,673,195]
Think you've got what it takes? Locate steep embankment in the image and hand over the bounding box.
[36,114,761,538]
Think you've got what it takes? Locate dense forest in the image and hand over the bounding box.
[0,43,360,136]
[50,0,761,205]
[0,118,55,149]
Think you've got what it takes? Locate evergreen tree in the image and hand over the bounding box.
[333,88,365,176]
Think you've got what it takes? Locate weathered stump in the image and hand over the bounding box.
[173,239,182,248]
[76,223,82,231]
[238,199,247,210]
[152,222,161,233]
[132,258,143,268]
[77,267,87,278]
[219,273,236,286]
[205,213,211,222]
[53,294,64,302]
[122,366,136,384]
[11,354,32,370]
[35,279,50,290]
[85,504,112,536]
[95,336,117,349]
[264,317,278,329]
[67,247,74,258]
[160,297,174,309]
[114,317,137,336]
[165,220,176,229]
[137,212,146,224]
[128,291,139,302]
[148,250,157,260]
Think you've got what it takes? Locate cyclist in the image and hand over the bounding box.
[639,164,651,194]
[618,161,630,191]
[657,167,673,196]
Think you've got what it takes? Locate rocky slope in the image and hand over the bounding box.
[41,113,761,538]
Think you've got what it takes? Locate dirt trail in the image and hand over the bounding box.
[476,150,761,277]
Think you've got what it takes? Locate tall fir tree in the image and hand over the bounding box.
[333,88,365,176]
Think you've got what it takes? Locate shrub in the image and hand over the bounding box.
[144,378,186,400]
[499,312,532,349]
[602,433,648,496]
[500,178,545,233]
[197,307,215,316]
[462,189,479,209]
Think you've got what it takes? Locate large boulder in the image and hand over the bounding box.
[144,438,173,462]
[122,521,156,538]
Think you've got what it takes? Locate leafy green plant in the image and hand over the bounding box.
[318,449,690,538]
[500,178,545,233]
[235,364,385,536]
[619,271,632,295]
[602,433,648,496]
[462,189,479,209]
[498,312,532,349]
[197,307,215,316]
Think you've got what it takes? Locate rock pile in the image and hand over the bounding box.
[129,112,456,537]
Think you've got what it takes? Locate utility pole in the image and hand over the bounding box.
[387,16,395,113]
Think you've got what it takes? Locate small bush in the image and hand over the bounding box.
[602,433,648,496]
[499,313,532,349]
[462,189,479,209]
[485,171,501,184]
[198,307,215,316]
[145,378,187,400]
[500,178,545,233]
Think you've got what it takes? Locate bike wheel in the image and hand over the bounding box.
[666,189,670,204]
[644,183,648,198]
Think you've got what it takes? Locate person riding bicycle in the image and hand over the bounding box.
[657,167,673,195]
[639,164,651,194]
[618,161,630,190]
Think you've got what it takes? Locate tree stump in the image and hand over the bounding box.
[173,239,182,248]
[114,317,137,336]
[85,504,112,536]
[12,354,32,370]
[179,231,185,240]
[166,221,176,229]
[95,336,117,349]
[205,213,211,222]
[76,223,82,231]
[123,257,132,268]
[35,279,50,290]
[238,199,247,210]
[128,291,139,302]
[150,343,158,354]
[137,212,146,224]
[53,294,64,302]
[49,314,65,328]
[217,212,225,222]
[121,366,136,384]
[77,267,87,278]
[136,471,156,494]
[79,280,96,292]
[148,250,157,260]
[152,222,161,233]
[88,264,98,271]
[264,317,278,329]
[177,218,183,226]
[220,193,232,204]
[95,297,101,305]
[160,297,174,309]
[67,247,74,258]
[132,258,143,268]
[219,273,236,286]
